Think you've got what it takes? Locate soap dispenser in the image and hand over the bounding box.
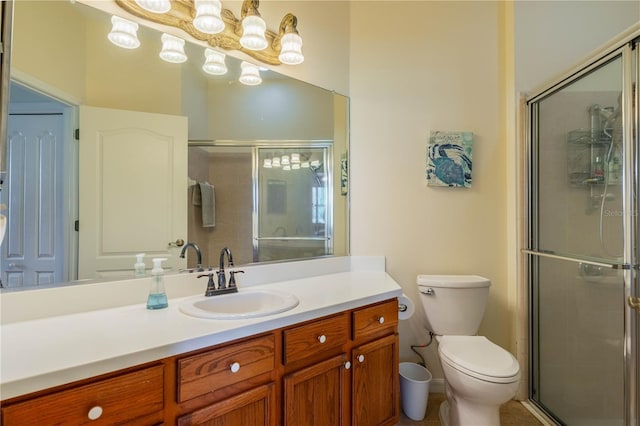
[147,258,168,310]
[134,253,146,278]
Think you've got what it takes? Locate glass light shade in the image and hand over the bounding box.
[263,158,272,168]
[281,155,290,165]
[292,163,301,170]
[239,61,262,86]
[272,157,281,167]
[193,0,224,34]
[278,32,304,65]
[135,0,171,13]
[160,33,187,63]
[202,48,227,75]
[301,161,310,168]
[290,153,300,163]
[108,16,140,49]
[240,15,268,51]
[283,165,291,171]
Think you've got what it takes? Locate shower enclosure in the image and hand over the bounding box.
[526,32,639,425]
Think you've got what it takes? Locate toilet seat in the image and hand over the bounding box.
[438,336,520,384]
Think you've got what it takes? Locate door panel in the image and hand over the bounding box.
[2,114,65,286]
[78,106,188,278]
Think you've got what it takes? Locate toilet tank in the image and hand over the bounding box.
[417,275,491,335]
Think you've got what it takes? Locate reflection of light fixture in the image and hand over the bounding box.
[292,163,301,170]
[193,0,225,34]
[277,14,304,65]
[159,33,187,63]
[301,161,310,168]
[283,165,291,171]
[263,158,272,168]
[240,0,268,51]
[239,61,262,85]
[272,157,281,167]
[310,160,321,168]
[108,16,140,49]
[135,0,171,14]
[117,0,305,66]
[291,153,300,163]
[202,48,227,75]
[281,155,290,165]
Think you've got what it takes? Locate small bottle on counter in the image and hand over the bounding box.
[147,258,168,310]
[134,253,146,278]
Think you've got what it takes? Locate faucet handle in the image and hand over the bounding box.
[229,270,244,287]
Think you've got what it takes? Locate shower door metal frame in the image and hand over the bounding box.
[252,141,334,263]
[525,29,640,425]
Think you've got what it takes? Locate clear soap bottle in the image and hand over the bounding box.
[147,258,168,310]
[134,253,146,278]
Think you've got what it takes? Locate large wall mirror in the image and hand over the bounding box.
[0,0,349,289]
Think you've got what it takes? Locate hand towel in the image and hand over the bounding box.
[198,182,216,228]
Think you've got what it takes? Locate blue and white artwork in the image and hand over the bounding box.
[426,131,473,187]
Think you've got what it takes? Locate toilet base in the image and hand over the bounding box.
[439,397,501,426]
[439,400,451,426]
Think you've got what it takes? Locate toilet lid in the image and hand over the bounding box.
[438,336,520,384]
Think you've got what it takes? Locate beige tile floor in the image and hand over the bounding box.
[397,393,543,426]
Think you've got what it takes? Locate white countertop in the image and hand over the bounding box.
[0,260,402,400]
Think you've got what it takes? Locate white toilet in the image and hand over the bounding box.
[417,275,520,426]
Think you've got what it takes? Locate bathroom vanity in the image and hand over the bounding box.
[0,257,401,425]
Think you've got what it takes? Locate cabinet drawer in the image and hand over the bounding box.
[178,334,276,403]
[1,365,164,425]
[352,299,398,340]
[284,313,349,365]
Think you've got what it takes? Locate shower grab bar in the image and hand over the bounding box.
[521,249,632,269]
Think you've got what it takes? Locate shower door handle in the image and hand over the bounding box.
[628,297,640,313]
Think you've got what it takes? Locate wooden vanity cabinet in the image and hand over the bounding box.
[0,298,399,426]
[0,365,164,425]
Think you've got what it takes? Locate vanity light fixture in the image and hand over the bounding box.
[272,157,281,168]
[301,161,310,168]
[239,61,262,86]
[283,165,291,171]
[202,48,227,75]
[281,155,290,166]
[292,163,301,170]
[263,158,273,168]
[193,0,225,35]
[310,159,321,168]
[276,14,304,65]
[134,0,171,14]
[291,153,300,164]
[115,0,304,66]
[159,33,187,63]
[108,16,140,49]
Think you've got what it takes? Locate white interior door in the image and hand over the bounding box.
[1,113,66,287]
[78,106,188,279]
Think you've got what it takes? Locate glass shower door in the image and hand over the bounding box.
[528,51,627,425]
[253,146,333,262]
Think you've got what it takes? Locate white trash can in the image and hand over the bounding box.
[399,362,432,421]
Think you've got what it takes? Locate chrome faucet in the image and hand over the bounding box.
[179,242,204,272]
[217,247,234,289]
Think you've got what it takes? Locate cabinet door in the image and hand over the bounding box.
[284,353,349,426]
[352,334,399,426]
[177,383,276,426]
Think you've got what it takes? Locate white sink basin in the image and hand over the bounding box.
[179,289,299,320]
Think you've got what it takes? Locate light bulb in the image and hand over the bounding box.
[240,15,268,51]
[159,33,187,63]
[135,0,171,14]
[202,48,227,75]
[278,32,304,65]
[108,16,140,49]
[239,61,262,86]
[193,0,224,34]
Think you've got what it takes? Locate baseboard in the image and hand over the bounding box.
[429,378,445,394]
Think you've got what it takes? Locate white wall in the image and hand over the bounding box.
[349,1,508,378]
[515,1,640,94]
